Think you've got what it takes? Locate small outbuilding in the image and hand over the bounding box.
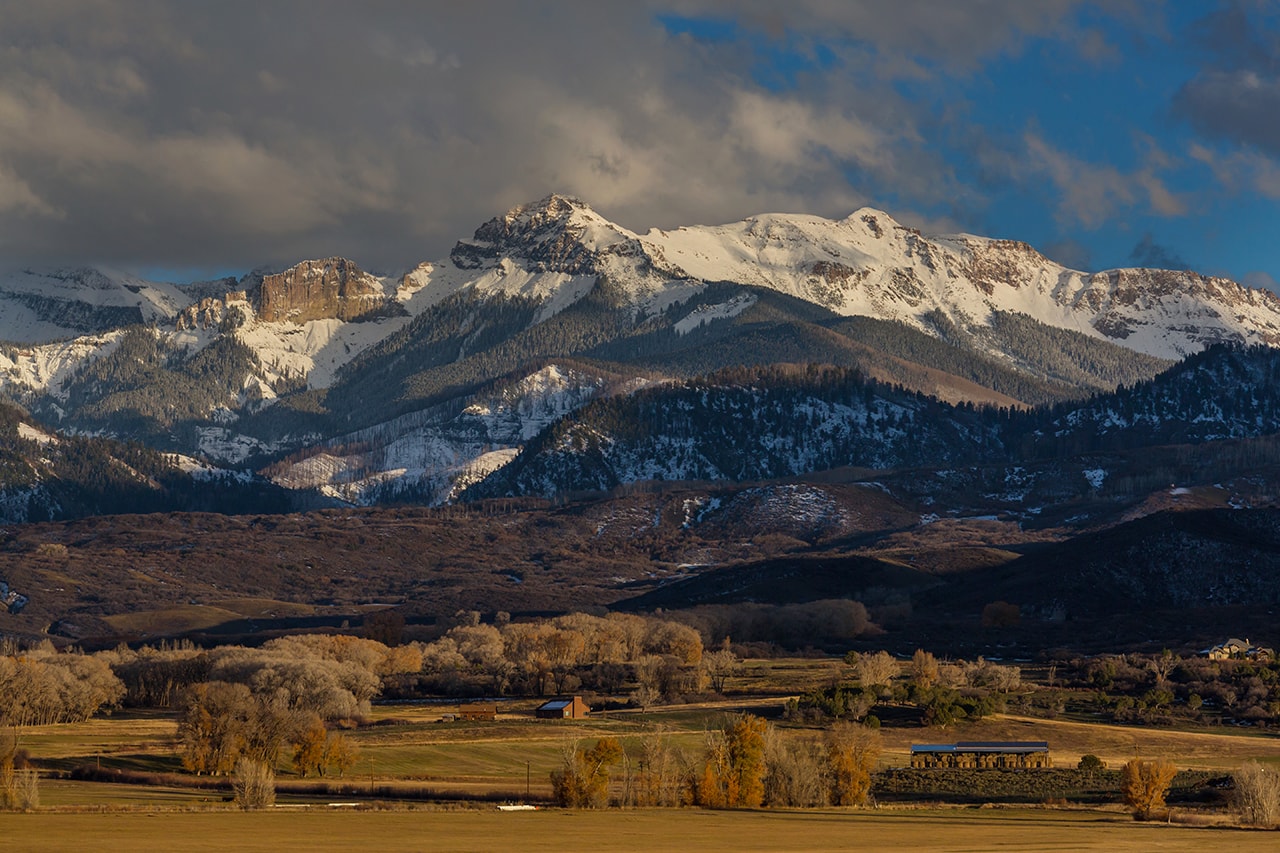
[535,696,590,720]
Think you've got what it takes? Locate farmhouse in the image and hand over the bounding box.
[458,702,497,721]
[910,741,1051,769]
[1205,638,1274,661]
[535,696,590,719]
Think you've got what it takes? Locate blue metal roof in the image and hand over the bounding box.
[539,700,572,710]
[912,741,1048,754]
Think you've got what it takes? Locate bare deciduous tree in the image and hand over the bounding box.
[763,728,827,807]
[849,651,898,694]
[1234,760,1280,827]
[702,649,741,694]
[232,757,276,810]
[909,649,939,691]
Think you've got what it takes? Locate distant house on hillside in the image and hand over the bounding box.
[0,579,27,615]
[1205,638,1274,661]
[536,697,590,719]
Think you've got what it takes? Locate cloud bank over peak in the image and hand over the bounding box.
[0,2,1276,290]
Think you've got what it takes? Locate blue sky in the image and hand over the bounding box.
[659,3,1280,289]
[1,2,1278,291]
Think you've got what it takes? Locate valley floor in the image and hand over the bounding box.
[4,806,1277,853]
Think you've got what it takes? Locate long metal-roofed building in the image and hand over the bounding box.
[910,741,1051,769]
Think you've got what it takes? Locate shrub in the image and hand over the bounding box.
[981,601,1020,628]
[1077,754,1105,773]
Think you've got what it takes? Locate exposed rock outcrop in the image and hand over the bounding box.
[176,291,249,331]
[257,258,391,324]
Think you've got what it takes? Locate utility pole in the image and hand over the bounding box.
[525,760,531,800]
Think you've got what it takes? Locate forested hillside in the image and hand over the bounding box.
[471,344,1280,500]
[0,399,289,522]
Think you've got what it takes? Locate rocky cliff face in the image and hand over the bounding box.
[176,291,249,331]
[256,258,391,324]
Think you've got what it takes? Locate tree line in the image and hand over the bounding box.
[552,714,882,810]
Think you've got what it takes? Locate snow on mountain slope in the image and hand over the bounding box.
[643,209,1280,360]
[0,267,190,343]
[266,363,638,504]
[0,332,123,400]
[216,313,413,392]
[440,193,704,319]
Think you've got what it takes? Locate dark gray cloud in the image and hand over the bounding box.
[1129,233,1188,270]
[1243,270,1279,290]
[1174,3,1280,157]
[0,1,1137,274]
[1041,239,1094,272]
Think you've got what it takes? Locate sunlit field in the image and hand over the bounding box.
[6,806,1280,853]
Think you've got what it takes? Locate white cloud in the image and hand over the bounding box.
[1189,142,1280,199]
[1017,133,1185,228]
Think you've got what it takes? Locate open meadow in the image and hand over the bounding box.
[15,695,1280,813]
[5,647,1280,850]
[4,806,1279,853]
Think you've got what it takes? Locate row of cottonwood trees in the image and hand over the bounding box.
[553,714,882,810]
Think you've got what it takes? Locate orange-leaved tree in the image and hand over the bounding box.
[1121,757,1177,820]
[697,714,769,809]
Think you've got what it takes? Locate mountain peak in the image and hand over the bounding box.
[450,194,633,274]
[506,193,593,221]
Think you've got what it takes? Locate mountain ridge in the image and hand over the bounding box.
[0,194,1277,505]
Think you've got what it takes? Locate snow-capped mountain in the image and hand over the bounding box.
[395,194,1280,362]
[643,208,1280,360]
[0,266,190,343]
[4,193,1280,502]
[5,194,1279,404]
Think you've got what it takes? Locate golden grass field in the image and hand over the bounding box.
[9,657,1280,847]
[4,806,1279,853]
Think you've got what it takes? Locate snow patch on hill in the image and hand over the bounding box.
[17,422,57,446]
[0,333,122,399]
[230,314,413,391]
[675,294,758,335]
[265,363,630,505]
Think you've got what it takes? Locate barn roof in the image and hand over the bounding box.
[911,741,1049,754]
[538,699,573,710]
